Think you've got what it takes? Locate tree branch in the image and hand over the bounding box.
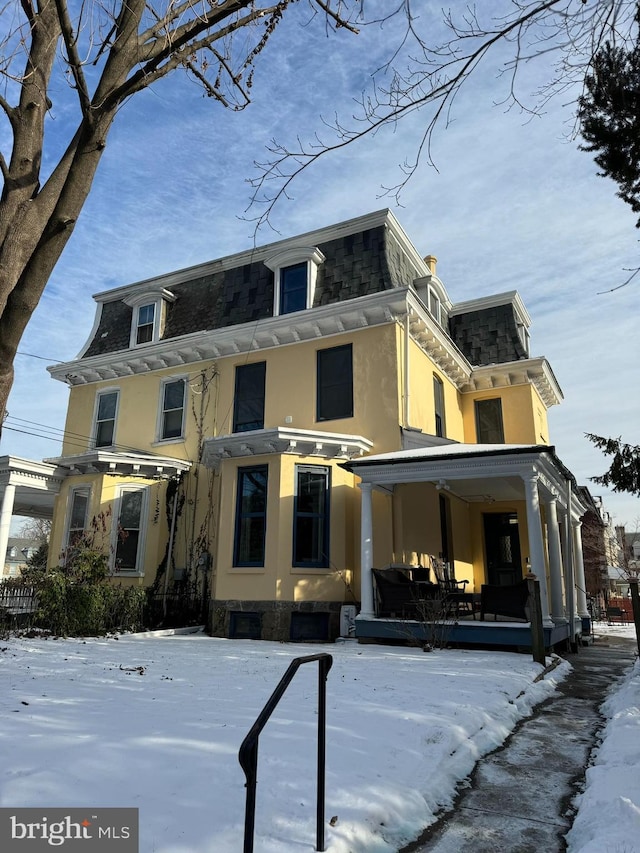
[53,0,93,119]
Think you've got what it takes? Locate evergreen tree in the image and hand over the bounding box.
[587,434,640,497]
[578,7,640,225]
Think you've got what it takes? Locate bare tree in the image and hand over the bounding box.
[251,1,639,224]
[0,0,359,430]
[17,517,51,543]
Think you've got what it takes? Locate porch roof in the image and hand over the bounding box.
[341,442,586,518]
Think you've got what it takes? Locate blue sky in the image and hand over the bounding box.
[3,1,639,529]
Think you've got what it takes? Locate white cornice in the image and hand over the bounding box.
[465,357,563,408]
[44,450,192,478]
[48,289,412,385]
[405,290,472,387]
[202,427,373,469]
[0,456,67,487]
[48,288,478,391]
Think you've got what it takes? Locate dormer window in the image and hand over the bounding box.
[123,287,176,348]
[280,263,308,315]
[413,272,449,330]
[517,322,530,356]
[429,288,441,325]
[136,303,156,344]
[265,246,325,317]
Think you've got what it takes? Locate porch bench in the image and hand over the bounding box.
[606,606,628,625]
[480,580,530,622]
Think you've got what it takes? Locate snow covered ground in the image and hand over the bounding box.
[0,625,636,853]
[566,622,640,853]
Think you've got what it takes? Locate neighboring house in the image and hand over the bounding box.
[578,489,612,601]
[2,538,40,578]
[39,209,589,646]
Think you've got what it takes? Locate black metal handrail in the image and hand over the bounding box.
[238,653,333,853]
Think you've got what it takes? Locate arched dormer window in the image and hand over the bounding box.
[264,246,325,316]
[413,269,450,330]
[124,287,176,348]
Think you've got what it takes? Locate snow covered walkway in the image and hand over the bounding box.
[402,635,637,853]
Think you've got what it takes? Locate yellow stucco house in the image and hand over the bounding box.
[41,209,589,647]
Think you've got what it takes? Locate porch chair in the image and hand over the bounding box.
[429,557,475,617]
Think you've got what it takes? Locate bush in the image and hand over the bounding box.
[33,541,146,637]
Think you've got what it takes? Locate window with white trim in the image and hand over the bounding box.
[265,246,325,316]
[113,487,148,574]
[429,288,441,324]
[159,377,186,441]
[94,390,118,448]
[135,303,155,345]
[124,288,175,348]
[66,488,90,548]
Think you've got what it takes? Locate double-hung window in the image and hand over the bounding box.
[475,398,505,444]
[66,488,90,548]
[136,303,155,344]
[233,362,266,432]
[160,378,186,440]
[114,487,147,573]
[433,374,446,438]
[317,344,353,421]
[94,390,118,448]
[234,466,268,567]
[293,466,330,568]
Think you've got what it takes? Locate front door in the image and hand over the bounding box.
[483,513,522,586]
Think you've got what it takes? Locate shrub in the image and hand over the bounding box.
[34,540,145,637]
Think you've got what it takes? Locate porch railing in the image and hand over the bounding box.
[238,653,333,853]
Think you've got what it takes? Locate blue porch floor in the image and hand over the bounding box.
[355,615,585,650]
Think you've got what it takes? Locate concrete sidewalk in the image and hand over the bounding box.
[401,635,637,853]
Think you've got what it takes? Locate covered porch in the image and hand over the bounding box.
[342,442,590,651]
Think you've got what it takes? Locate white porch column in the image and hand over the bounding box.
[546,496,567,623]
[523,473,553,627]
[0,481,16,575]
[572,520,590,619]
[358,482,375,619]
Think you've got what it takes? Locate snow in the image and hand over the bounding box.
[0,625,636,853]
[567,622,640,853]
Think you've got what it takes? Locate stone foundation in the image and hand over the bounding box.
[209,599,346,642]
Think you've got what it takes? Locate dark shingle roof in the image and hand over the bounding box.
[448,303,528,366]
[83,225,400,359]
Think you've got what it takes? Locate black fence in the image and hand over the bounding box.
[143,591,207,630]
[0,581,38,633]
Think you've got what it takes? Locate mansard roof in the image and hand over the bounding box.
[48,209,561,406]
[81,209,423,359]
